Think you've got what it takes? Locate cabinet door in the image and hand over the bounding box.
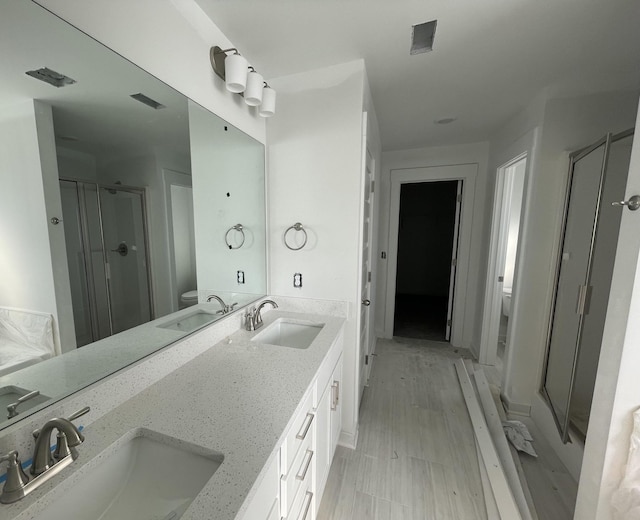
[315,381,332,500]
[330,357,343,457]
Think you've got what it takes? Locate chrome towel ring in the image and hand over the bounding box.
[225,224,245,249]
[284,222,308,251]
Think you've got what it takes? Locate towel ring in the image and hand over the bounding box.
[225,224,245,250]
[284,222,308,251]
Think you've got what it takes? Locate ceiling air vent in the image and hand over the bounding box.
[25,67,76,88]
[410,20,437,55]
[130,93,166,110]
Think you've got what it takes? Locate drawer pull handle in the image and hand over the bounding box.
[298,491,313,520]
[296,412,314,440]
[331,381,340,410]
[296,449,314,481]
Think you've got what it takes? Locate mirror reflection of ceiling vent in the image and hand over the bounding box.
[25,67,76,88]
[130,93,166,110]
[411,20,437,55]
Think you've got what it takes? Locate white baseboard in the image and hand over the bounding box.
[501,393,531,416]
[338,426,359,450]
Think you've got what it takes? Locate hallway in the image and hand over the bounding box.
[317,337,486,519]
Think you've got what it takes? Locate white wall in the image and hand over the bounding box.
[268,60,366,445]
[56,147,98,182]
[0,101,63,347]
[34,101,76,352]
[36,0,266,144]
[376,142,490,353]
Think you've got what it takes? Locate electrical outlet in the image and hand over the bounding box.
[293,273,302,288]
[237,270,245,284]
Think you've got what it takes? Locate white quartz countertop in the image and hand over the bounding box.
[4,310,345,520]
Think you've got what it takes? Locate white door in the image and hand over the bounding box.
[445,181,463,341]
[358,114,376,401]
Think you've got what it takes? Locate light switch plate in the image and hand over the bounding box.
[293,273,302,288]
[237,270,245,284]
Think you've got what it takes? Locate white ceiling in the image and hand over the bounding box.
[195,0,640,151]
[1,1,190,161]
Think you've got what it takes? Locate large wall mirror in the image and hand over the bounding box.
[0,1,266,429]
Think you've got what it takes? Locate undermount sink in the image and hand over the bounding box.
[251,318,324,349]
[158,310,219,333]
[34,428,223,520]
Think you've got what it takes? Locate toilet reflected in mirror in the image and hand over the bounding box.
[180,290,199,309]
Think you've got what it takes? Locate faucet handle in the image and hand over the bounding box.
[67,406,90,422]
[33,406,90,440]
[0,451,29,503]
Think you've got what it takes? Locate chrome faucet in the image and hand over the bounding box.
[206,294,238,314]
[0,406,89,504]
[245,300,278,331]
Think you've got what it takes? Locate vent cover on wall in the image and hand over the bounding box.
[411,20,437,55]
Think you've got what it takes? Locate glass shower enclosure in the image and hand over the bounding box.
[543,129,634,443]
[59,180,153,347]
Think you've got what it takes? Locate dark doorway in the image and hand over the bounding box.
[393,180,460,341]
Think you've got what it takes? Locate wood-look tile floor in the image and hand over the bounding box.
[317,337,487,520]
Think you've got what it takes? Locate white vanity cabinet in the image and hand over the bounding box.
[314,355,342,507]
[237,332,343,520]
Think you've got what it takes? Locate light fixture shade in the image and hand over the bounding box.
[244,71,264,106]
[259,87,276,117]
[225,53,248,93]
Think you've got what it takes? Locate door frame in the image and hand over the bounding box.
[479,127,539,366]
[445,180,463,342]
[163,168,194,313]
[478,153,528,366]
[384,164,477,346]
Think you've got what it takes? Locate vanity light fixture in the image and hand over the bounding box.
[244,68,264,106]
[210,46,276,117]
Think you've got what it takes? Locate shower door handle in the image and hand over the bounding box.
[362,299,371,306]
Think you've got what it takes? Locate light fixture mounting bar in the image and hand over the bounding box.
[210,46,239,81]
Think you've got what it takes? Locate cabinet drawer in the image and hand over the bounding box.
[281,389,314,477]
[280,427,313,518]
[284,458,314,520]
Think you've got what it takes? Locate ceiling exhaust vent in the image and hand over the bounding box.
[410,20,437,55]
[25,67,76,88]
[130,93,166,110]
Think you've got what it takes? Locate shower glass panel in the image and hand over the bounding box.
[569,134,633,438]
[98,187,152,334]
[544,141,606,440]
[59,180,93,347]
[544,130,634,443]
[60,180,153,345]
